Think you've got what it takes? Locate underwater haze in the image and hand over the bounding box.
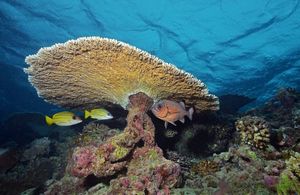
[1,0,300,121]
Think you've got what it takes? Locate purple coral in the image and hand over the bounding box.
[263,175,279,190]
[60,93,181,194]
[70,146,96,177]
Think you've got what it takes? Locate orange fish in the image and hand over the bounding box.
[151,100,194,128]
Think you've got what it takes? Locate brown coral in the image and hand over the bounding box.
[75,122,120,146]
[24,37,218,112]
[191,160,220,176]
[235,116,270,149]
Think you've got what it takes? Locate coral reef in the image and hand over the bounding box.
[0,148,19,173]
[191,160,220,176]
[22,137,51,161]
[174,121,235,157]
[46,92,182,194]
[277,170,300,195]
[235,116,270,149]
[1,86,300,195]
[75,122,121,147]
[247,88,300,143]
[184,145,274,194]
[285,152,300,179]
[68,93,157,178]
[44,175,87,195]
[108,146,181,194]
[25,37,219,112]
[0,125,75,195]
[292,106,300,129]
[21,36,222,194]
[275,151,300,195]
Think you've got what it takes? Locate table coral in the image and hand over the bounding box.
[25,37,218,112]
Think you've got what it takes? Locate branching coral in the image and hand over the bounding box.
[235,116,270,149]
[25,37,218,112]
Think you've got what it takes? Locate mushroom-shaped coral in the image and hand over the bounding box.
[24,37,219,111]
[235,116,270,149]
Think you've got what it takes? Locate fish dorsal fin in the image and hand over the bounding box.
[180,101,185,108]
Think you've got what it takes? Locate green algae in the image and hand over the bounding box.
[276,171,300,195]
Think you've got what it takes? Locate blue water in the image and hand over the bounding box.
[1,0,300,120]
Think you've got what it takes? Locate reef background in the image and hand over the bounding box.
[0,88,299,194]
[1,0,300,121]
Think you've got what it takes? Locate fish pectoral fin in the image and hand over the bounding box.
[164,121,168,129]
[179,118,185,123]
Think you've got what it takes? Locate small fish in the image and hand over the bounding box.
[151,100,194,128]
[45,111,82,126]
[84,108,113,120]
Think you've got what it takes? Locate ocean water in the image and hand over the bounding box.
[0,1,300,194]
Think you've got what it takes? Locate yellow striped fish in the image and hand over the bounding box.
[45,111,82,126]
[84,108,113,120]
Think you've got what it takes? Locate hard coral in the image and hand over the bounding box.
[276,170,300,195]
[285,152,300,180]
[109,146,181,194]
[235,116,270,149]
[75,123,121,147]
[22,137,51,161]
[191,160,220,176]
[66,93,181,194]
[25,37,219,112]
[276,88,298,108]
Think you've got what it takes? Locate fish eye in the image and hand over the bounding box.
[72,116,76,120]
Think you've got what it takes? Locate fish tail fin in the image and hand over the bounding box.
[84,110,91,119]
[45,115,53,125]
[188,107,194,121]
